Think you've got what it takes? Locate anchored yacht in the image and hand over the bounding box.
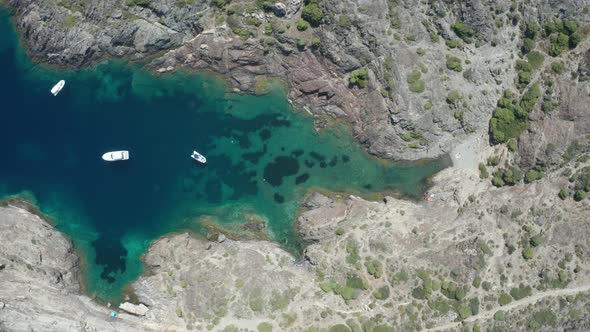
[102,150,129,161]
[191,150,207,163]
[51,80,65,96]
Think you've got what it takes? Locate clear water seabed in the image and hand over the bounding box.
[0,8,449,303]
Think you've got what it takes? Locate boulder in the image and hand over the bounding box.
[272,2,287,17]
[119,302,149,316]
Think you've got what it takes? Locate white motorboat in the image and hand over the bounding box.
[51,80,65,96]
[191,150,207,163]
[102,150,129,161]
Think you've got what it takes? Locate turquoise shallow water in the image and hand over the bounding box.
[0,8,449,302]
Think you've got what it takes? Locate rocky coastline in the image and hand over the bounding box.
[2,132,590,331]
[2,0,590,330]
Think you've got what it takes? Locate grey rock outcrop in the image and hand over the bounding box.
[0,201,158,331]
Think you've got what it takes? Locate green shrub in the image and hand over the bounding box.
[522,247,534,260]
[492,176,505,187]
[446,56,463,72]
[525,170,543,183]
[210,0,227,8]
[498,292,512,305]
[445,39,463,49]
[489,107,527,144]
[479,163,489,179]
[64,15,76,27]
[349,68,369,88]
[373,285,390,300]
[570,32,582,48]
[302,1,323,26]
[487,155,500,166]
[521,38,535,54]
[524,22,541,39]
[558,188,568,200]
[516,60,532,73]
[244,17,262,26]
[258,322,273,332]
[518,71,532,87]
[494,310,506,321]
[507,138,518,152]
[338,15,352,29]
[510,285,532,300]
[472,275,482,288]
[530,234,543,247]
[497,166,523,185]
[551,61,564,74]
[457,305,472,320]
[407,70,425,93]
[296,39,307,50]
[446,90,461,106]
[574,190,586,201]
[519,82,541,113]
[527,51,544,70]
[296,20,310,31]
[365,260,383,278]
[407,69,421,84]
[329,324,351,332]
[451,20,477,43]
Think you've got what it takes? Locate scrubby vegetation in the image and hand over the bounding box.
[349,68,369,88]
[446,56,462,72]
[543,20,582,56]
[406,69,425,93]
[451,20,477,43]
[125,0,152,6]
[301,0,324,27]
[489,84,540,144]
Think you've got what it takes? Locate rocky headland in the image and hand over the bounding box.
[2,0,590,330]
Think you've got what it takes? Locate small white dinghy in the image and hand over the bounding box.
[51,80,65,96]
[191,150,207,163]
[102,150,129,161]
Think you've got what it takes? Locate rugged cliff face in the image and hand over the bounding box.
[0,200,156,331]
[6,0,589,161]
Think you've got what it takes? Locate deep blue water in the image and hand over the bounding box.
[0,7,449,302]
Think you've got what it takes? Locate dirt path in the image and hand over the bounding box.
[427,283,590,331]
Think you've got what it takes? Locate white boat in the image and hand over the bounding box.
[191,150,207,163]
[51,80,65,96]
[102,150,129,161]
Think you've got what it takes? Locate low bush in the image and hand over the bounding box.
[479,163,489,179]
[510,285,532,300]
[210,0,227,8]
[349,68,369,88]
[527,51,544,70]
[574,190,586,201]
[558,188,568,200]
[494,310,506,321]
[451,20,477,43]
[551,61,564,74]
[522,247,534,260]
[446,56,463,72]
[301,1,323,26]
[407,69,425,93]
[445,39,463,49]
[296,20,310,31]
[498,292,512,305]
[525,170,543,183]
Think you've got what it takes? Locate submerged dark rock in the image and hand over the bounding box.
[263,156,300,187]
